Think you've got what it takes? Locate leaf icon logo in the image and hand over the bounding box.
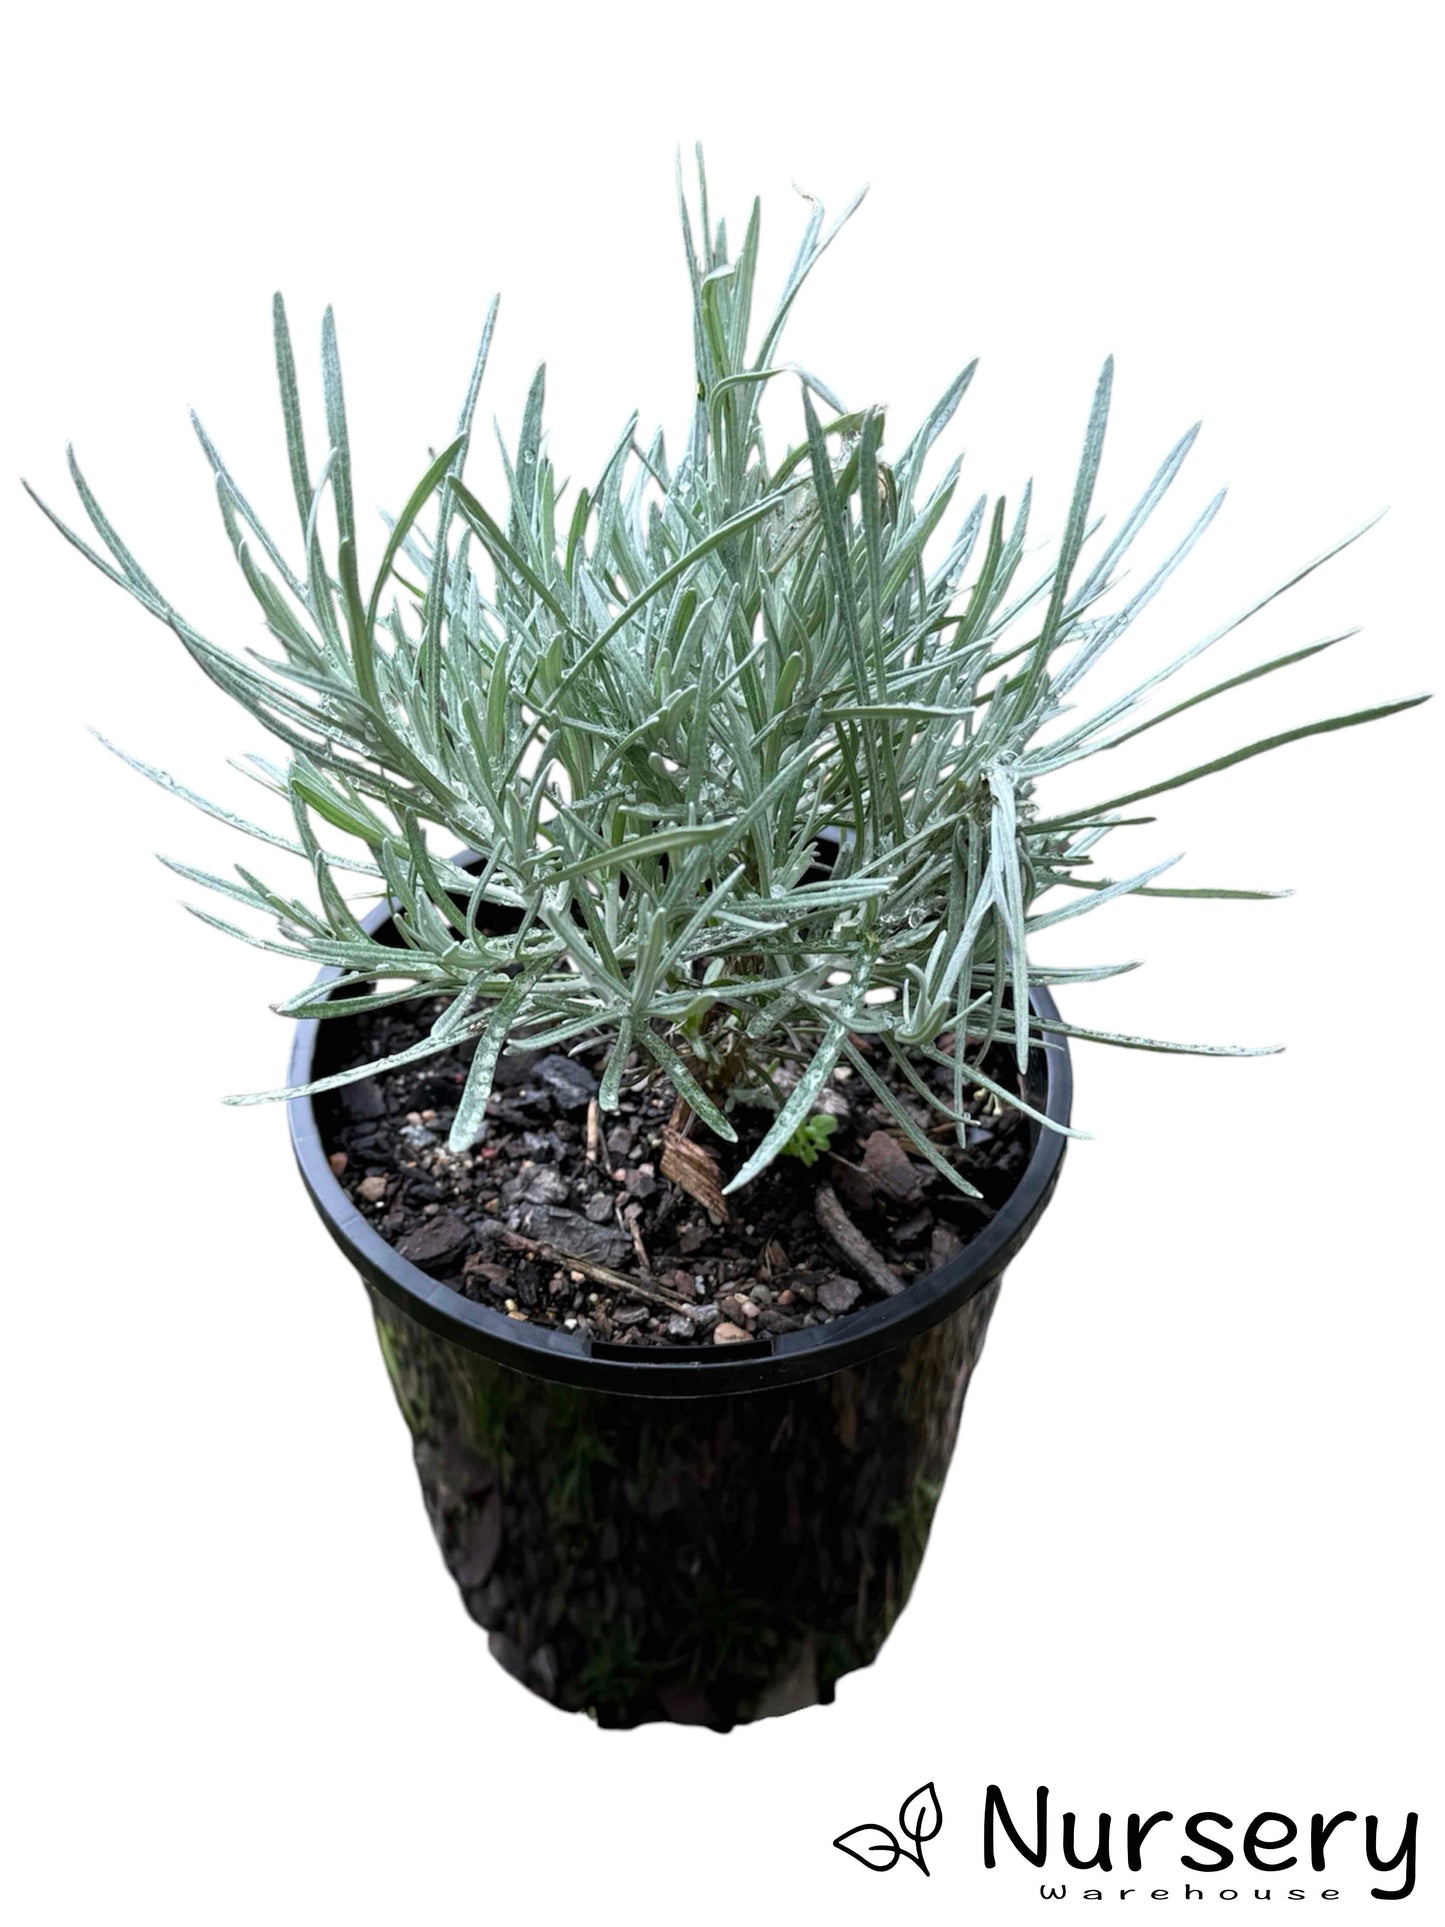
[833,1823,903,1872]
[901,1781,943,1850]
[833,1780,943,1874]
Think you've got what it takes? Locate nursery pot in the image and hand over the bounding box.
[288,884,1072,1730]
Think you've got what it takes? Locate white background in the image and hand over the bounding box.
[2,3,1439,1921]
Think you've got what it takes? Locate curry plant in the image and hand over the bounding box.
[26,154,1424,1198]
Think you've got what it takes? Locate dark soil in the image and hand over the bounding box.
[315,1002,1030,1349]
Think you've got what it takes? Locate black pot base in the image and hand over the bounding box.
[377,1279,1001,1728]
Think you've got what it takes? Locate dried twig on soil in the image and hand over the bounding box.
[814,1183,905,1298]
[494,1226,692,1315]
[619,1201,651,1273]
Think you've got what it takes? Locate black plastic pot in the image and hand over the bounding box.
[287,891,1072,1729]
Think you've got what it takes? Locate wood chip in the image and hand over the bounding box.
[585,1098,601,1165]
[660,1127,730,1224]
[929,1222,964,1269]
[397,1212,471,1269]
[828,1155,876,1215]
[814,1183,905,1298]
[462,1256,511,1290]
[860,1130,922,1201]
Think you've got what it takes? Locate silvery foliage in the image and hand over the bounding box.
[27,155,1423,1196]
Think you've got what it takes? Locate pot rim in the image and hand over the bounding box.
[288,920,1072,1397]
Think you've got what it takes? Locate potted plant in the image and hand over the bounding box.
[27,156,1424,1730]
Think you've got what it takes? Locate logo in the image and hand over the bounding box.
[834,1781,943,1875]
[829,1785,1421,1899]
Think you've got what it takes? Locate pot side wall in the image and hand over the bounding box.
[371,1276,1003,1729]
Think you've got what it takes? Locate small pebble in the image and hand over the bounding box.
[340,1080,385,1122]
[757,1307,802,1335]
[818,1275,862,1314]
[327,1151,348,1177]
[534,1055,599,1112]
[713,1321,749,1345]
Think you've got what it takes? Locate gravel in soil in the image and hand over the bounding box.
[315,1000,1031,1349]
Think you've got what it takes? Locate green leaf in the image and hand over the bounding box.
[1033,696,1429,831]
[723,976,865,1194]
[598,1018,634,1112]
[366,437,465,634]
[448,971,537,1152]
[272,294,315,539]
[634,1024,737,1142]
[320,307,356,552]
[1007,357,1112,723]
[838,1039,984,1196]
[90,731,380,874]
[1033,1016,1281,1056]
[225,1022,465,1104]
